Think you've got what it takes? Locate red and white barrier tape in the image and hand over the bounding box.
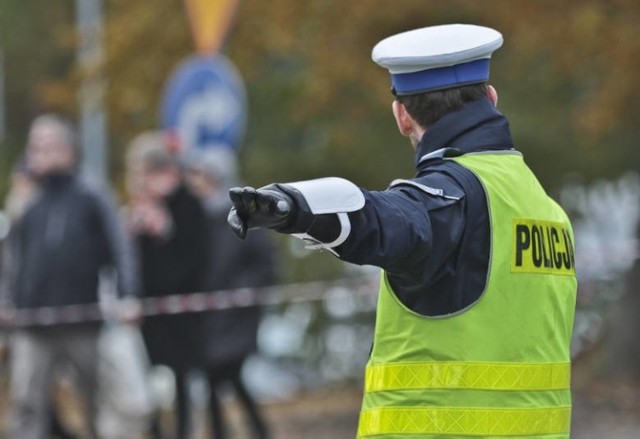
[1,275,380,328]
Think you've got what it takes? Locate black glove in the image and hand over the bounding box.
[227,185,296,239]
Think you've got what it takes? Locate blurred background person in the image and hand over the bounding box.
[1,114,140,439]
[125,132,208,439]
[0,157,78,439]
[185,148,276,439]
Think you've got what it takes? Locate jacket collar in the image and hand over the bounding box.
[414,97,514,168]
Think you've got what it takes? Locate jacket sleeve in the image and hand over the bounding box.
[166,191,210,292]
[94,189,141,298]
[337,184,466,280]
[0,227,19,307]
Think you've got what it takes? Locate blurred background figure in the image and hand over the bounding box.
[0,157,78,439]
[185,148,276,439]
[0,114,139,439]
[125,132,208,439]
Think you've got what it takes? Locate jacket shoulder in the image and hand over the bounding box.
[391,165,468,203]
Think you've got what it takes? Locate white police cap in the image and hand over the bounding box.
[372,24,503,95]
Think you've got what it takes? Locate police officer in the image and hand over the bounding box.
[227,24,577,438]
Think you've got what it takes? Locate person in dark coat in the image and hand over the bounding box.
[0,114,140,439]
[125,132,209,439]
[185,148,276,439]
[2,158,82,439]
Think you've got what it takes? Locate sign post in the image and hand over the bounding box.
[0,49,5,144]
[75,0,107,183]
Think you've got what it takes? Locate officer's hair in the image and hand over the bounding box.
[29,113,79,155]
[395,83,488,129]
[127,131,176,171]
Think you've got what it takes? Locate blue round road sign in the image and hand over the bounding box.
[161,55,247,152]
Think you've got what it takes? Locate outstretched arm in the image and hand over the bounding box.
[227,176,454,274]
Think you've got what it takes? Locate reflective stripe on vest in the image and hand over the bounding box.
[365,361,570,392]
[358,406,571,436]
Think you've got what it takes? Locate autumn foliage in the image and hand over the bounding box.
[1,0,639,194]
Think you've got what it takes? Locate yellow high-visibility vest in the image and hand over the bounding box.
[358,151,577,438]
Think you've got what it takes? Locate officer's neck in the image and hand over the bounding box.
[409,126,426,150]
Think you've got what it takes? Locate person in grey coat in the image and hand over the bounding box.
[185,148,276,439]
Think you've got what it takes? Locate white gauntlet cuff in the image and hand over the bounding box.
[284,177,365,255]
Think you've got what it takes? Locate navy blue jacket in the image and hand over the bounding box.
[337,98,515,316]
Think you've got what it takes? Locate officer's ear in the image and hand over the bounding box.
[392,100,414,137]
[486,85,498,106]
